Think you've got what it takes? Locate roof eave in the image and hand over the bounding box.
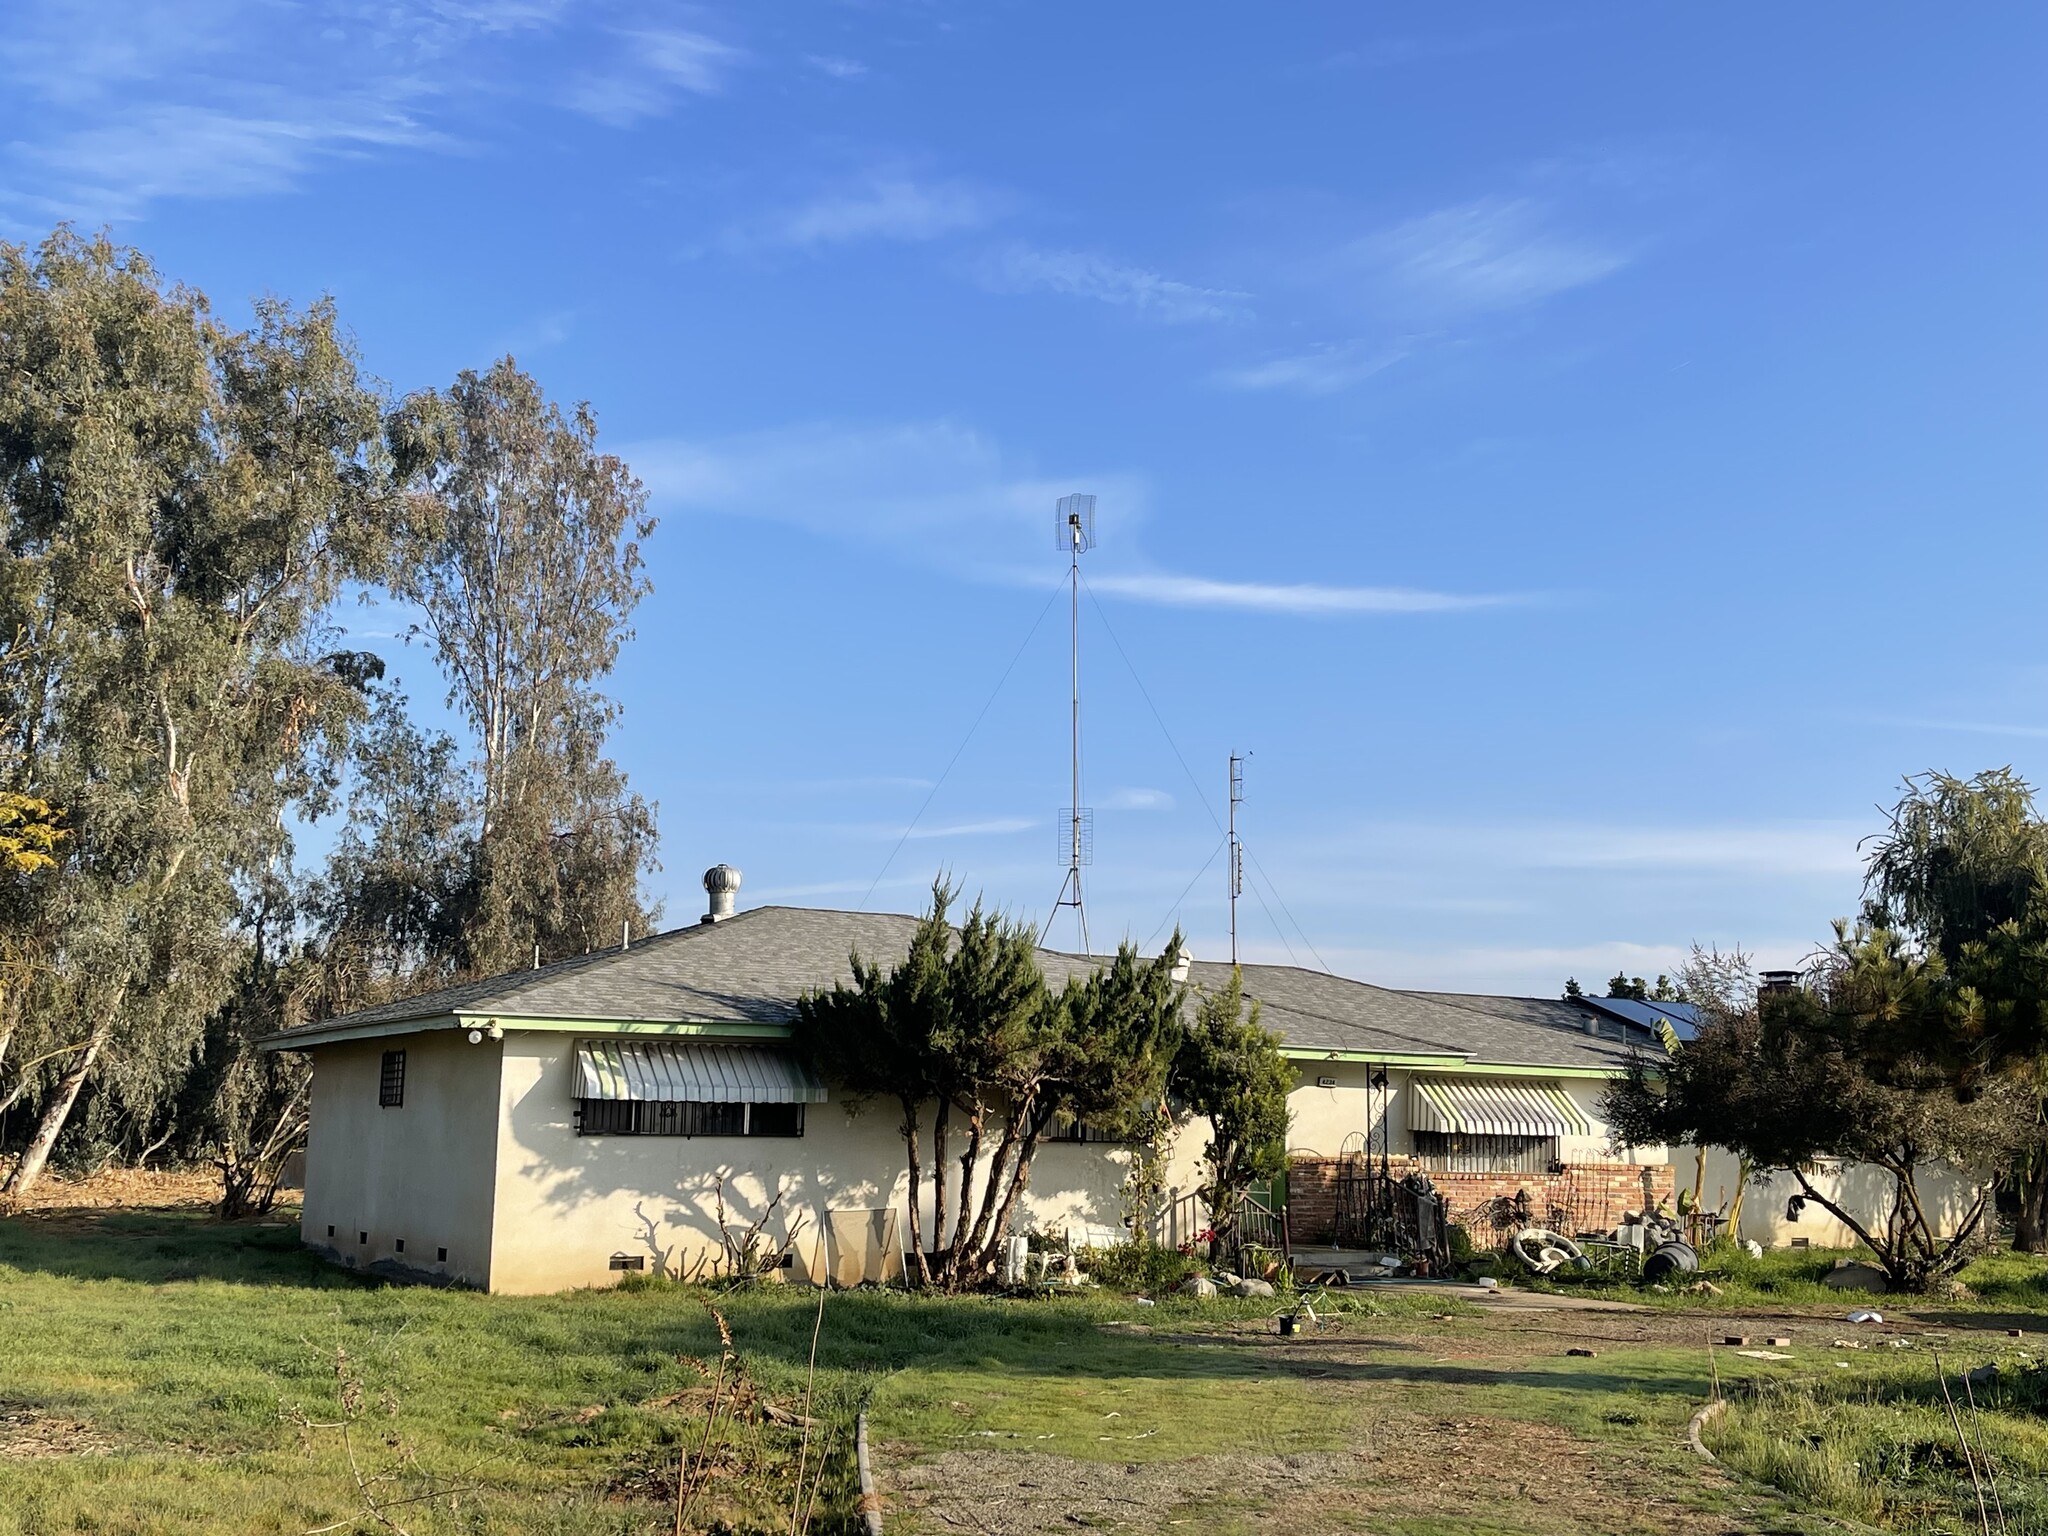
[262,1011,797,1052]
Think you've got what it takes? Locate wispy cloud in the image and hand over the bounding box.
[904,817,1038,840]
[1350,194,1630,317]
[1102,788,1175,812]
[629,419,1523,618]
[565,27,745,126]
[724,172,999,252]
[1864,716,2048,740]
[806,54,867,79]
[1214,340,1411,396]
[979,245,1249,324]
[1085,572,1516,616]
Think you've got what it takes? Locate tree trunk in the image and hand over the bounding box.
[931,1098,950,1263]
[2,1019,109,1200]
[2015,1156,2048,1252]
[972,1112,1052,1276]
[897,1096,931,1287]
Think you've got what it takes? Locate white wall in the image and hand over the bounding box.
[487,1033,1142,1293]
[300,1030,502,1287]
[1685,1145,1987,1248]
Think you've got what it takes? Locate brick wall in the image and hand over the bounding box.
[1286,1155,1674,1248]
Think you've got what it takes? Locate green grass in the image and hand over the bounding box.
[3,1207,2036,1534]
[1521,1241,2037,1315]
[1710,1355,2047,1532]
[0,1210,1442,1534]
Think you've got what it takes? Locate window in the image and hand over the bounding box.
[609,1253,646,1272]
[379,1050,406,1108]
[1412,1131,1558,1174]
[1046,1115,1125,1144]
[575,1100,805,1137]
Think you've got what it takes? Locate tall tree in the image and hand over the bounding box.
[1863,767,2048,1244]
[0,230,389,1196]
[384,360,658,974]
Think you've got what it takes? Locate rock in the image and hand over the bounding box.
[1179,1276,1219,1299]
[1743,1239,1765,1259]
[1212,1274,1245,1293]
[1965,1363,1999,1389]
[1565,1347,1596,1358]
[1237,1278,1276,1299]
[1934,1278,1976,1302]
[1821,1261,1889,1294]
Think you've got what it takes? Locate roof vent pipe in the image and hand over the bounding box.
[703,864,742,923]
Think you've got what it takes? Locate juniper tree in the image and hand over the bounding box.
[1171,968,1293,1259]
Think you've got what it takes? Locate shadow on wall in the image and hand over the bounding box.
[504,1061,1126,1284]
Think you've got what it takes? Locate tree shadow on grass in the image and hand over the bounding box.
[0,1207,379,1289]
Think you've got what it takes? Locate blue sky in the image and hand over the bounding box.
[4,5,2043,994]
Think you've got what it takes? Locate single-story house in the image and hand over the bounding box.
[271,868,1690,1293]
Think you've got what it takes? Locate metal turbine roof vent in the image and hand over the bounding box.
[702,864,742,923]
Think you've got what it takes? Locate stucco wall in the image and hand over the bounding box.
[486,1033,1142,1293]
[1279,1063,1664,1166]
[1684,1146,1987,1249]
[300,1030,502,1287]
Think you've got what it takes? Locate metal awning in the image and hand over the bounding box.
[1407,1076,1589,1138]
[573,1041,827,1105]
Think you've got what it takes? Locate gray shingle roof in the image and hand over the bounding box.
[276,905,1650,1072]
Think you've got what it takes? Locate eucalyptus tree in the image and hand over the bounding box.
[383,360,658,974]
[0,230,390,1196]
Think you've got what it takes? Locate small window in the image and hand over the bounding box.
[394,1239,405,1254]
[379,1050,406,1108]
[609,1253,646,1272]
[437,1247,448,1263]
[1046,1114,1124,1144]
[1413,1131,1558,1174]
[576,1100,804,1138]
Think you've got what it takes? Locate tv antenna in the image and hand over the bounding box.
[1049,493,1096,952]
[1228,753,1246,965]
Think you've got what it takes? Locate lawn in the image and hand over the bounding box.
[0,1207,2034,1535]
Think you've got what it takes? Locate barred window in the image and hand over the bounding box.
[576,1100,804,1138]
[1412,1130,1557,1174]
[1046,1115,1125,1144]
[379,1050,406,1108]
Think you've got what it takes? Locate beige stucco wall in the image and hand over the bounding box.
[1279,1062,1666,1167]
[1685,1146,1986,1249]
[300,1029,503,1287]
[486,1033,1143,1293]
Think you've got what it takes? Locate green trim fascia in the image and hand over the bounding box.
[261,1015,462,1051]
[1279,1048,1468,1068]
[262,1013,793,1052]
[463,1015,792,1039]
[1446,1061,1625,1081]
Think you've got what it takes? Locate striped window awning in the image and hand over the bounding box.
[573,1041,827,1105]
[1407,1076,1589,1138]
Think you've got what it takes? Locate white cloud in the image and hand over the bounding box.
[1086,572,1514,616]
[1351,195,1629,316]
[1214,340,1410,396]
[628,419,1517,618]
[806,54,867,79]
[1102,788,1175,812]
[979,245,1249,324]
[904,817,1038,840]
[1337,819,1867,879]
[566,27,744,125]
[1866,716,2048,740]
[725,173,999,252]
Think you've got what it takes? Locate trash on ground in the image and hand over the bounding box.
[1735,1350,1794,1361]
[1845,1310,1884,1324]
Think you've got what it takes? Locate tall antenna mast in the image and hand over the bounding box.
[1228,754,1245,965]
[1050,494,1096,952]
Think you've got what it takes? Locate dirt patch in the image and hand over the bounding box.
[884,1414,1753,1535]
[886,1447,1367,1534]
[0,1404,119,1459]
[0,1168,219,1214]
